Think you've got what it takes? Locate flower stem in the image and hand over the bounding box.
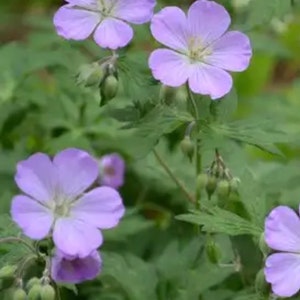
[186,85,202,210]
[153,148,195,204]
[0,237,36,253]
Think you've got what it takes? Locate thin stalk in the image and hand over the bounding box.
[0,237,36,253]
[186,86,202,210]
[153,148,195,204]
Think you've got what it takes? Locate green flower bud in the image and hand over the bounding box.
[40,284,56,300]
[205,238,221,264]
[216,180,230,198]
[12,288,27,300]
[259,233,270,256]
[76,62,105,87]
[100,74,119,105]
[0,265,17,279]
[255,269,269,295]
[205,176,217,198]
[229,177,240,193]
[197,173,209,191]
[28,284,42,300]
[180,136,194,161]
[26,277,41,290]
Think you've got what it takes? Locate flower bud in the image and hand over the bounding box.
[180,136,194,161]
[27,284,42,300]
[100,74,119,105]
[205,176,217,198]
[76,62,105,87]
[0,265,17,279]
[12,288,27,300]
[40,284,56,300]
[205,238,221,264]
[216,180,230,198]
[255,269,269,295]
[229,177,240,193]
[26,277,41,290]
[259,233,270,256]
[197,173,208,191]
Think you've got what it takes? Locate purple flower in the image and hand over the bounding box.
[99,153,125,189]
[51,249,101,284]
[264,206,300,297]
[53,0,156,49]
[10,148,125,258]
[148,0,252,99]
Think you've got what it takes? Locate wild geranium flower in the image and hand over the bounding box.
[149,0,252,99]
[264,206,300,297]
[99,153,125,189]
[51,249,102,284]
[11,148,125,258]
[54,0,156,49]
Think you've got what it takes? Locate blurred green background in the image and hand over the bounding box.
[1,0,300,299]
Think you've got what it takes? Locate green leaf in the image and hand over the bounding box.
[101,252,158,300]
[176,207,262,236]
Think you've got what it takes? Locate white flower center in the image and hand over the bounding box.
[97,0,117,17]
[188,37,212,63]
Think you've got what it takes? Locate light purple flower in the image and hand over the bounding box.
[53,0,156,49]
[264,206,300,297]
[148,0,252,99]
[10,148,125,258]
[99,153,125,189]
[51,249,102,284]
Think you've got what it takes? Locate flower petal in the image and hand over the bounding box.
[99,153,125,189]
[66,0,98,9]
[114,0,155,24]
[53,218,103,258]
[71,187,125,229]
[53,148,99,199]
[93,18,133,49]
[265,206,300,252]
[265,253,300,297]
[187,0,230,46]
[51,249,102,284]
[188,63,232,99]
[15,153,57,203]
[54,5,100,40]
[150,7,188,51]
[149,49,190,87]
[11,195,53,240]
[205,31,252,72]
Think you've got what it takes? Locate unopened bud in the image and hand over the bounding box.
[216,180,230,198]
[12,288,27,300]
[259,233,270,256]
[180,136,194,161]
[0,265,17,279]
[229,177,240,193]
[76,62,105,87]
[28,284,42,300]
[205,176,217,198]
[205,239,221,264]
[100,74,119,105]
[197,173,209,191]
[40,284,56,300]
[26,277,41,290]
[255,269,269,295]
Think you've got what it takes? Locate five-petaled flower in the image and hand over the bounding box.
[10,148,125,258]
[99,153,125,189]
[264,205,300,297]
[51,249,102,283]
[149,0,252,99]
[53,0,156,49]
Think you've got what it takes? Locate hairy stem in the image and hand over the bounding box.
[186,86,202,210]
[153,148,195,204]
[0,237,36,253]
